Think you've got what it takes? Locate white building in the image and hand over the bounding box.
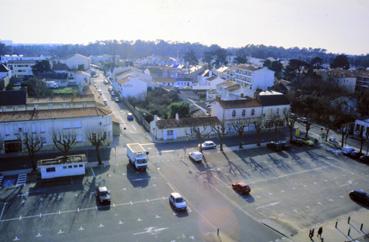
[0,106,112,154]
[112,68,150,100]
[229,64,275,97]
[336,77,357,94]
[0,64,11,90]
[150,114,219,142]
[211,91,290,134]
[6,59,36,77]
[63,54,91,71]
[69,71,91,91]
[215,80,245,101]
[354,118,369,138]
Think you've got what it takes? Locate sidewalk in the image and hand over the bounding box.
[292,209,369,242]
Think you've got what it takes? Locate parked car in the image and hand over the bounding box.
[342,146,355,155]
[103,79,109,85]
[348,151,362,160]
[189,151,203,162]
[291,137,304,146]
[200,141,216,150]
[359,155,369,164]
[349,189,369,206]
[127,112,134,121]
[267,141,290,151]
[96,186,111,205]
[169,192,187,211]
[232,182,251,195]
[114,97,120,102]
[301,138,315,146]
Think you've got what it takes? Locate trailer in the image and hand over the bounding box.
[38,154,87,180]
[126,143,148,171]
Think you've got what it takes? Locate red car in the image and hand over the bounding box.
[232,182,251,195]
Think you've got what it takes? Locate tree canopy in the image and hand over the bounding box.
[330,54,350,69]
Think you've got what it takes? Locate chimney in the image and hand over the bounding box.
[175,113,179,121]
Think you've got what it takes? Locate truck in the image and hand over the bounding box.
[126,143,149,171]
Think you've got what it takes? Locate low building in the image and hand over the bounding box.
[354,118,369,138]
[112,68,150,100]
[150,114,219,142]
[63,54,91,71]
[228,64,275,97]
[0,64,11,90]
[6,59,36,77]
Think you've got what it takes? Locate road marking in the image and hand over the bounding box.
[90,168,96,177]
[133,226,168,236]
[155,215,161,219]
[36,233,42,237]
[98,224,104,228]
[119,220,124,225]
[0,202,7,220]
[57,229,64,234]
[256,202,280,210]
[79,226,84,231]
[13,236,20,241]
[137,218,142,222]
[161,150,176,153]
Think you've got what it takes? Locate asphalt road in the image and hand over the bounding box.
[1,72,369,242]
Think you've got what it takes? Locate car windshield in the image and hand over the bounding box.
[137,159,147,164]
[175,198,184,203]
[100,191,109,196]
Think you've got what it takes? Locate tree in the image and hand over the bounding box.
[283,111,296,142]
[234,49,247,64]
[366,131,369,155]
[310,57,323,69]
[87,129,110,165]
[304,120,311,139]
[21,132,44,171]
[284,59,310,82]
[167,102,190,119]
[330,54,350,69]
[339,123,350,147]
[264,60,283,79]
[211,120,226,151]
[253,117,264,146]
[0,43,8,55]
[32,60,51,76]
[358,126,365,154]
[25,78,52,98]
[52,130,77,157]
[231,119,249,138]
[183,50,198,66]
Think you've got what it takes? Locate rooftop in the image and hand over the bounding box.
[258,93,290,106]
[217,98,261,109]
[0,64,10,72]
[0,90,27,106]
[0,106,111,122]
[156,116,219,129]
[38,154,87,166]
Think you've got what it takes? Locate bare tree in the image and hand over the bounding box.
[231,119,249,148]
[211,120,226,152]
[87,129,110,165]
[340,123,350,148]
[186,125,212,152]
[304,120,311,139]
[21,132,44,171]
[366,131,369,155]
[284,111,296,142]
[270,113,284,134]
[253,117,263,146]
[358,126,365,154]
[52,129,77,156]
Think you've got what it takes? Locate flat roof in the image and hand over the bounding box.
[38,154,87,166]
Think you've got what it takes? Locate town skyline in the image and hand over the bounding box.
[1,0,369,55]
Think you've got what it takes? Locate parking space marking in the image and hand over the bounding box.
[90,168,96,177]
[256,202,280,210]
[0,196,167,223]
[0,202,7,220]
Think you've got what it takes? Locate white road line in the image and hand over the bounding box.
[256,202,280,210]
[90,168,96,177]
[0,202,7,220]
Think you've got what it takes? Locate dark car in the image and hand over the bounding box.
[96,186,111,206]
[348,151,362,160]
[349,190,369,206]
[291,138,304,146]
[359,155,369,164]
[267,141,290,151]
[232,182,251,195]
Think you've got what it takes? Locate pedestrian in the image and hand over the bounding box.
[317,226,323,238]
[217,228,220,236]
[308,229,312,239]
[311,228,315,238]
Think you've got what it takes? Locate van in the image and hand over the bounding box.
[127,112,134,121]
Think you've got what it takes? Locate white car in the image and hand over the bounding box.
[342,146,355,155]
[98,89,102,94]
[200,141,216,150]
[114,97,120,102]
[169,192,187,211]
[189,151,203,162]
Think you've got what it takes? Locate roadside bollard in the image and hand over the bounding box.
[348,216,351,224]
[360,223,363,231]
[348,228,351,236]
[335,220,338,228]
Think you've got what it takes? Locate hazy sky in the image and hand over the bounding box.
[1,0,369,54]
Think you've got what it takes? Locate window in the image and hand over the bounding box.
[242,110,246,117]
[63,166,67,169]
[167,130,174,136]
[251,109,255,116]
[73,165,78,168]
[46,167,56,172]
[68,165,72,168]
[232,110,236,117]
[78,164,83,167]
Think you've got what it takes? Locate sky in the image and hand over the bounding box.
[1,0,369,55]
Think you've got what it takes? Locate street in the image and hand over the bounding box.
[1,71,369,242]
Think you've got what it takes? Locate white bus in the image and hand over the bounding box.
[38,154,87,179]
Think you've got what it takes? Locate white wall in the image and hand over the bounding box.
[64,54,91,70]
[113,78,148,100]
